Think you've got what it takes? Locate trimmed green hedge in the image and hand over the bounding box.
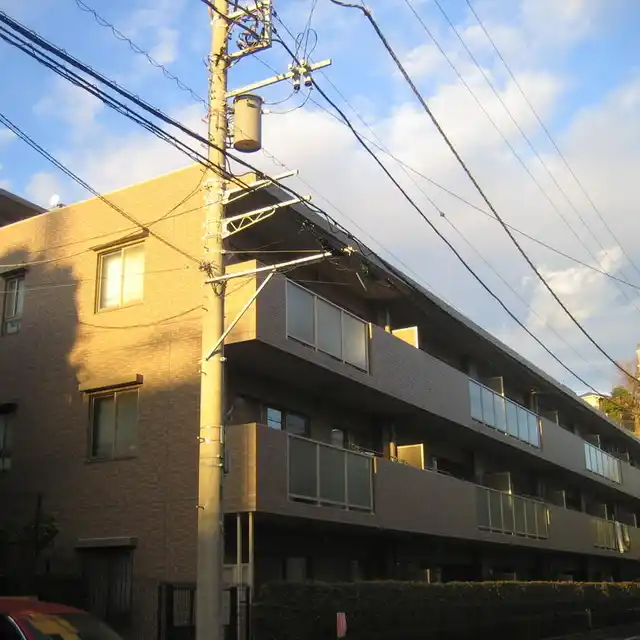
[252,581,640,640]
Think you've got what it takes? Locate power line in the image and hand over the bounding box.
[0,198,206,268]
[281,45,640,345]
[328,0,639,386]
[464,0,640,283]
[79,304,202,330]
[403,0,640,314]
[0,110,201,264]
[0,12,345,260]
[72,0,207,106]
[267,10,640,404]
[296,0,319,58]
[298,75,622,379]
[442,214,602,375]
[258,12,640,294]
[4,7,627,408]
[311,73,602,393]
[303,92,640,292]
[8,266,192,293]
[251,56,457,304]
[272,2,603,390]
[19,5,640,429]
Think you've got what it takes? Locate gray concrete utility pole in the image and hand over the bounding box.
[197,0,229,639]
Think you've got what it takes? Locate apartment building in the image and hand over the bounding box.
[0,188,44,227]
[2,164,640,639]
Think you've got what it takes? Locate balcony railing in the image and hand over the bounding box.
[285,280,369,371]
[469,379,541,448]
[593,518,616,550]
[584,441,621,484]
[287,434,374,512]
[476,486,549,539]
[592,517,632,553]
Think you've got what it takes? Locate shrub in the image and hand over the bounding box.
[252,581,640,640]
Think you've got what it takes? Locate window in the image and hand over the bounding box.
[265,407,308,437]
[90,389,139,459]
[2,275,24,335]
[97,244,145,310]
[0,409,13,472]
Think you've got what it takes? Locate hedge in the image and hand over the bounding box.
[252,581,640,640]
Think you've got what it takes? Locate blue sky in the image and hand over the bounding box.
[2,0,640,394]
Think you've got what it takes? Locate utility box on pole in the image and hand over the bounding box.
[233,94,264,152]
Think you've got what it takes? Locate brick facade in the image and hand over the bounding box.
[0,165,210,638]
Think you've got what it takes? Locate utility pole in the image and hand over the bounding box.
[197,0,229,638]
[196,2,333,638]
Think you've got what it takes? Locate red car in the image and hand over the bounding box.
[0,598,124,639]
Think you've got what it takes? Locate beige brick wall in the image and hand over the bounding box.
[0,164,212,638]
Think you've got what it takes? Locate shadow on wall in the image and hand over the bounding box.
[0,188,214,640]
[0,239,80,536]
[0,219,84,607]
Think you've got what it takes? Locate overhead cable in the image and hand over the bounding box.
[327,0,640,386]
[2,7,629,407]
[412,0,640,312]
[464,0,640,283]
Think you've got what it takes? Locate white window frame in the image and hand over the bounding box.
[285,280,369,371]
[89,387,140,460]
[2,274,25,335]
[96,243,145,311]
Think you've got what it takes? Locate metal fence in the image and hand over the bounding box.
[157,583,250,640]
[477,486,549,539]
[287,434,374,511]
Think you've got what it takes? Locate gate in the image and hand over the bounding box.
[158,582,250,640]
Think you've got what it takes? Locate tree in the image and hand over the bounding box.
[600,356,640,433]
[600,386,636,430]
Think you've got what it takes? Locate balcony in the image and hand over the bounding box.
[223,424,640,560]
[224,267,473,423]
[285,281,369,371]
[223,269,640,500]
[469,379,541,448]
[584,441,621,484]
[287,434,374,512]
[591,517,633,553]
[476,486,549,539]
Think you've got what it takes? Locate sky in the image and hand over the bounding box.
[1,0,640,395]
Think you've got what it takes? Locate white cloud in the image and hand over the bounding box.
[527,247,626,331]
[55,103,205,195]
[34,78,103,137]
[25,172,64,208]
[0,129,15,148]
[123,0,185,67]
[148,26,180,65]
